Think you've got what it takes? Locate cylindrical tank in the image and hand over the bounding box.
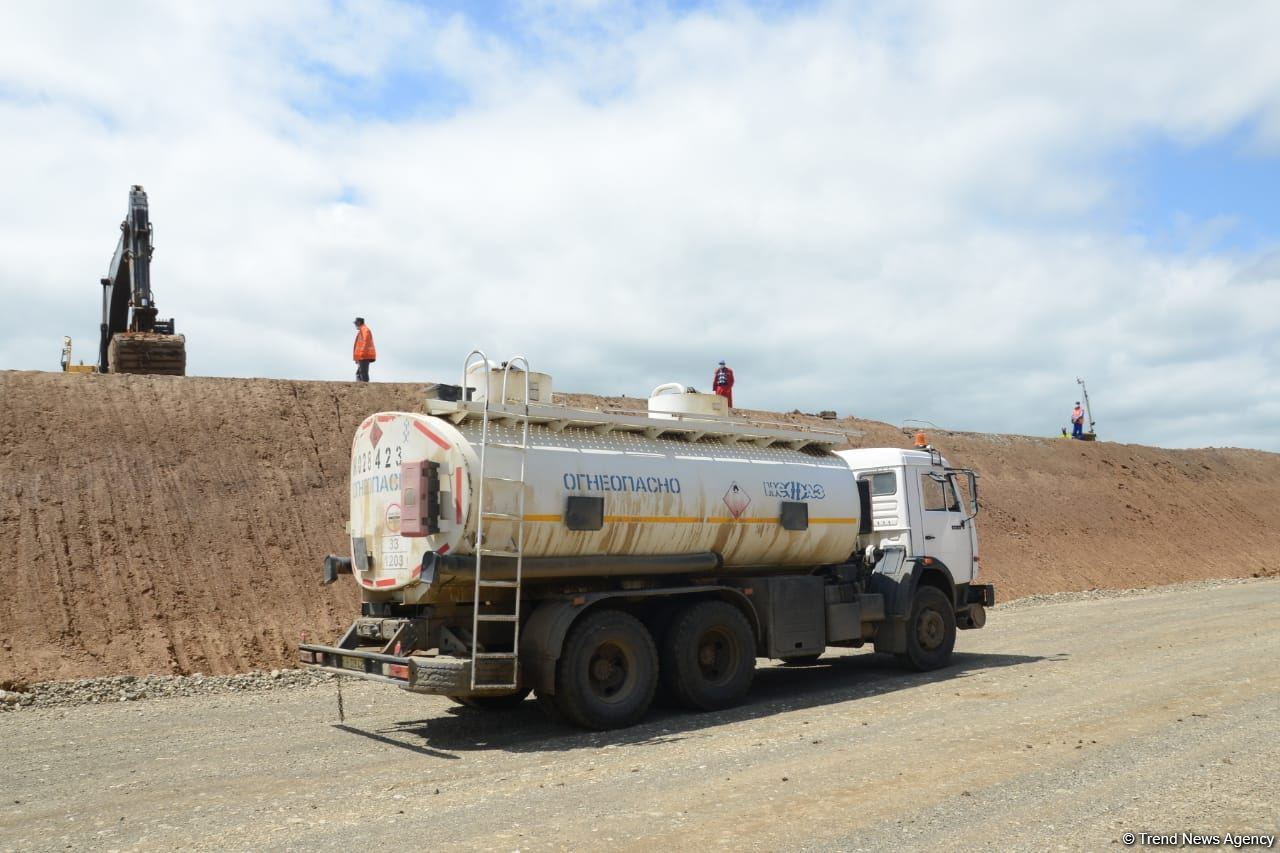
[647,383,728,419]
[348,410,860,599]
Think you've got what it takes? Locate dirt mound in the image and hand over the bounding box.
[2,372,1278,686]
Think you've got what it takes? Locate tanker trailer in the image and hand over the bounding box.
[300,353,994,729]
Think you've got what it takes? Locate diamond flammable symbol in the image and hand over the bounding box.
[370,420,383,448]
[723,482,751,519]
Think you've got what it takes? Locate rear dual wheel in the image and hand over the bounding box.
[541,601,756,730]
[551,609,658,730]
[661,601,755,712]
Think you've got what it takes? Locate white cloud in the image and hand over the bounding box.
[2,0,1279,449]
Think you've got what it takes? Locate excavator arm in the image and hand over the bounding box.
[96,185,185,375]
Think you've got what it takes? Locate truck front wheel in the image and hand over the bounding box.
[897,586,956,671]
[661,601,755,711]
[554,609,658,730]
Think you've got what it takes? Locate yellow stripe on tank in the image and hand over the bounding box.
[606,515,703,524]
[519,515,859,525]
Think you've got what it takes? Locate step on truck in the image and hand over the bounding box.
[299,352,995,729]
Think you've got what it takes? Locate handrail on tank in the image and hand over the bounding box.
[462,349,492,648]
[461,349,493,403]
[501,356,532,409]
[599,403,842,438]
[650,382,686,397]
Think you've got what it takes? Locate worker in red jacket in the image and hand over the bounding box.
[353,317,377,382]
[712,359,735,408]
[1071,401,1085,439]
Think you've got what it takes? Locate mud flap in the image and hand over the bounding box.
[520,600,583,695]
[967,584,996,607]
[873,616,908,654]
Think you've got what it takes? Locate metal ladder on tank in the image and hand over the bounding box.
[463,350,531,691]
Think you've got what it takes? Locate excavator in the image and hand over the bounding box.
[94,185,186,375]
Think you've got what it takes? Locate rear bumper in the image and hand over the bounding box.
[299,643,412,686]
[299,643,512,696]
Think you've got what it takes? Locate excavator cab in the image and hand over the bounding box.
[97,185,186,375]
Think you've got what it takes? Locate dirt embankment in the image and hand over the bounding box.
[2,372,1278,686]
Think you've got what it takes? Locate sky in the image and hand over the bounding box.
[2,0,1278,451]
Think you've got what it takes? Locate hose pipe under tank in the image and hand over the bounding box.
[419,551,722,586]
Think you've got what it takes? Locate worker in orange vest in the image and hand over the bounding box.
[1071,401,1085,439]
[712,359,735,408]
[353,317,376,382]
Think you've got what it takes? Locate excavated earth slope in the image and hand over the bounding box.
[2,371,1277,686]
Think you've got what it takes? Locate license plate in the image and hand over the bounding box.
[341,656,365,672]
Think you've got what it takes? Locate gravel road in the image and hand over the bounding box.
[2,579,1277,852]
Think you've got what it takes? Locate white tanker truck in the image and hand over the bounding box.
[299,352,995,729]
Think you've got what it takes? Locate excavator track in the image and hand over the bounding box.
[107,333,187,376]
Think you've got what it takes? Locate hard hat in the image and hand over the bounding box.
[354,317,365,325]
[718,360,726,365]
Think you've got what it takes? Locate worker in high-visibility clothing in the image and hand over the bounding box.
[1071,401,1085,439]
[353,317,377,382]
[712,359,735,408]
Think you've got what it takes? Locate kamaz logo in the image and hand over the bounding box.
[762,481,826,500]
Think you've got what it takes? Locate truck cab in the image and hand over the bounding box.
[837,448,979,583]
[837,447,990,636]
